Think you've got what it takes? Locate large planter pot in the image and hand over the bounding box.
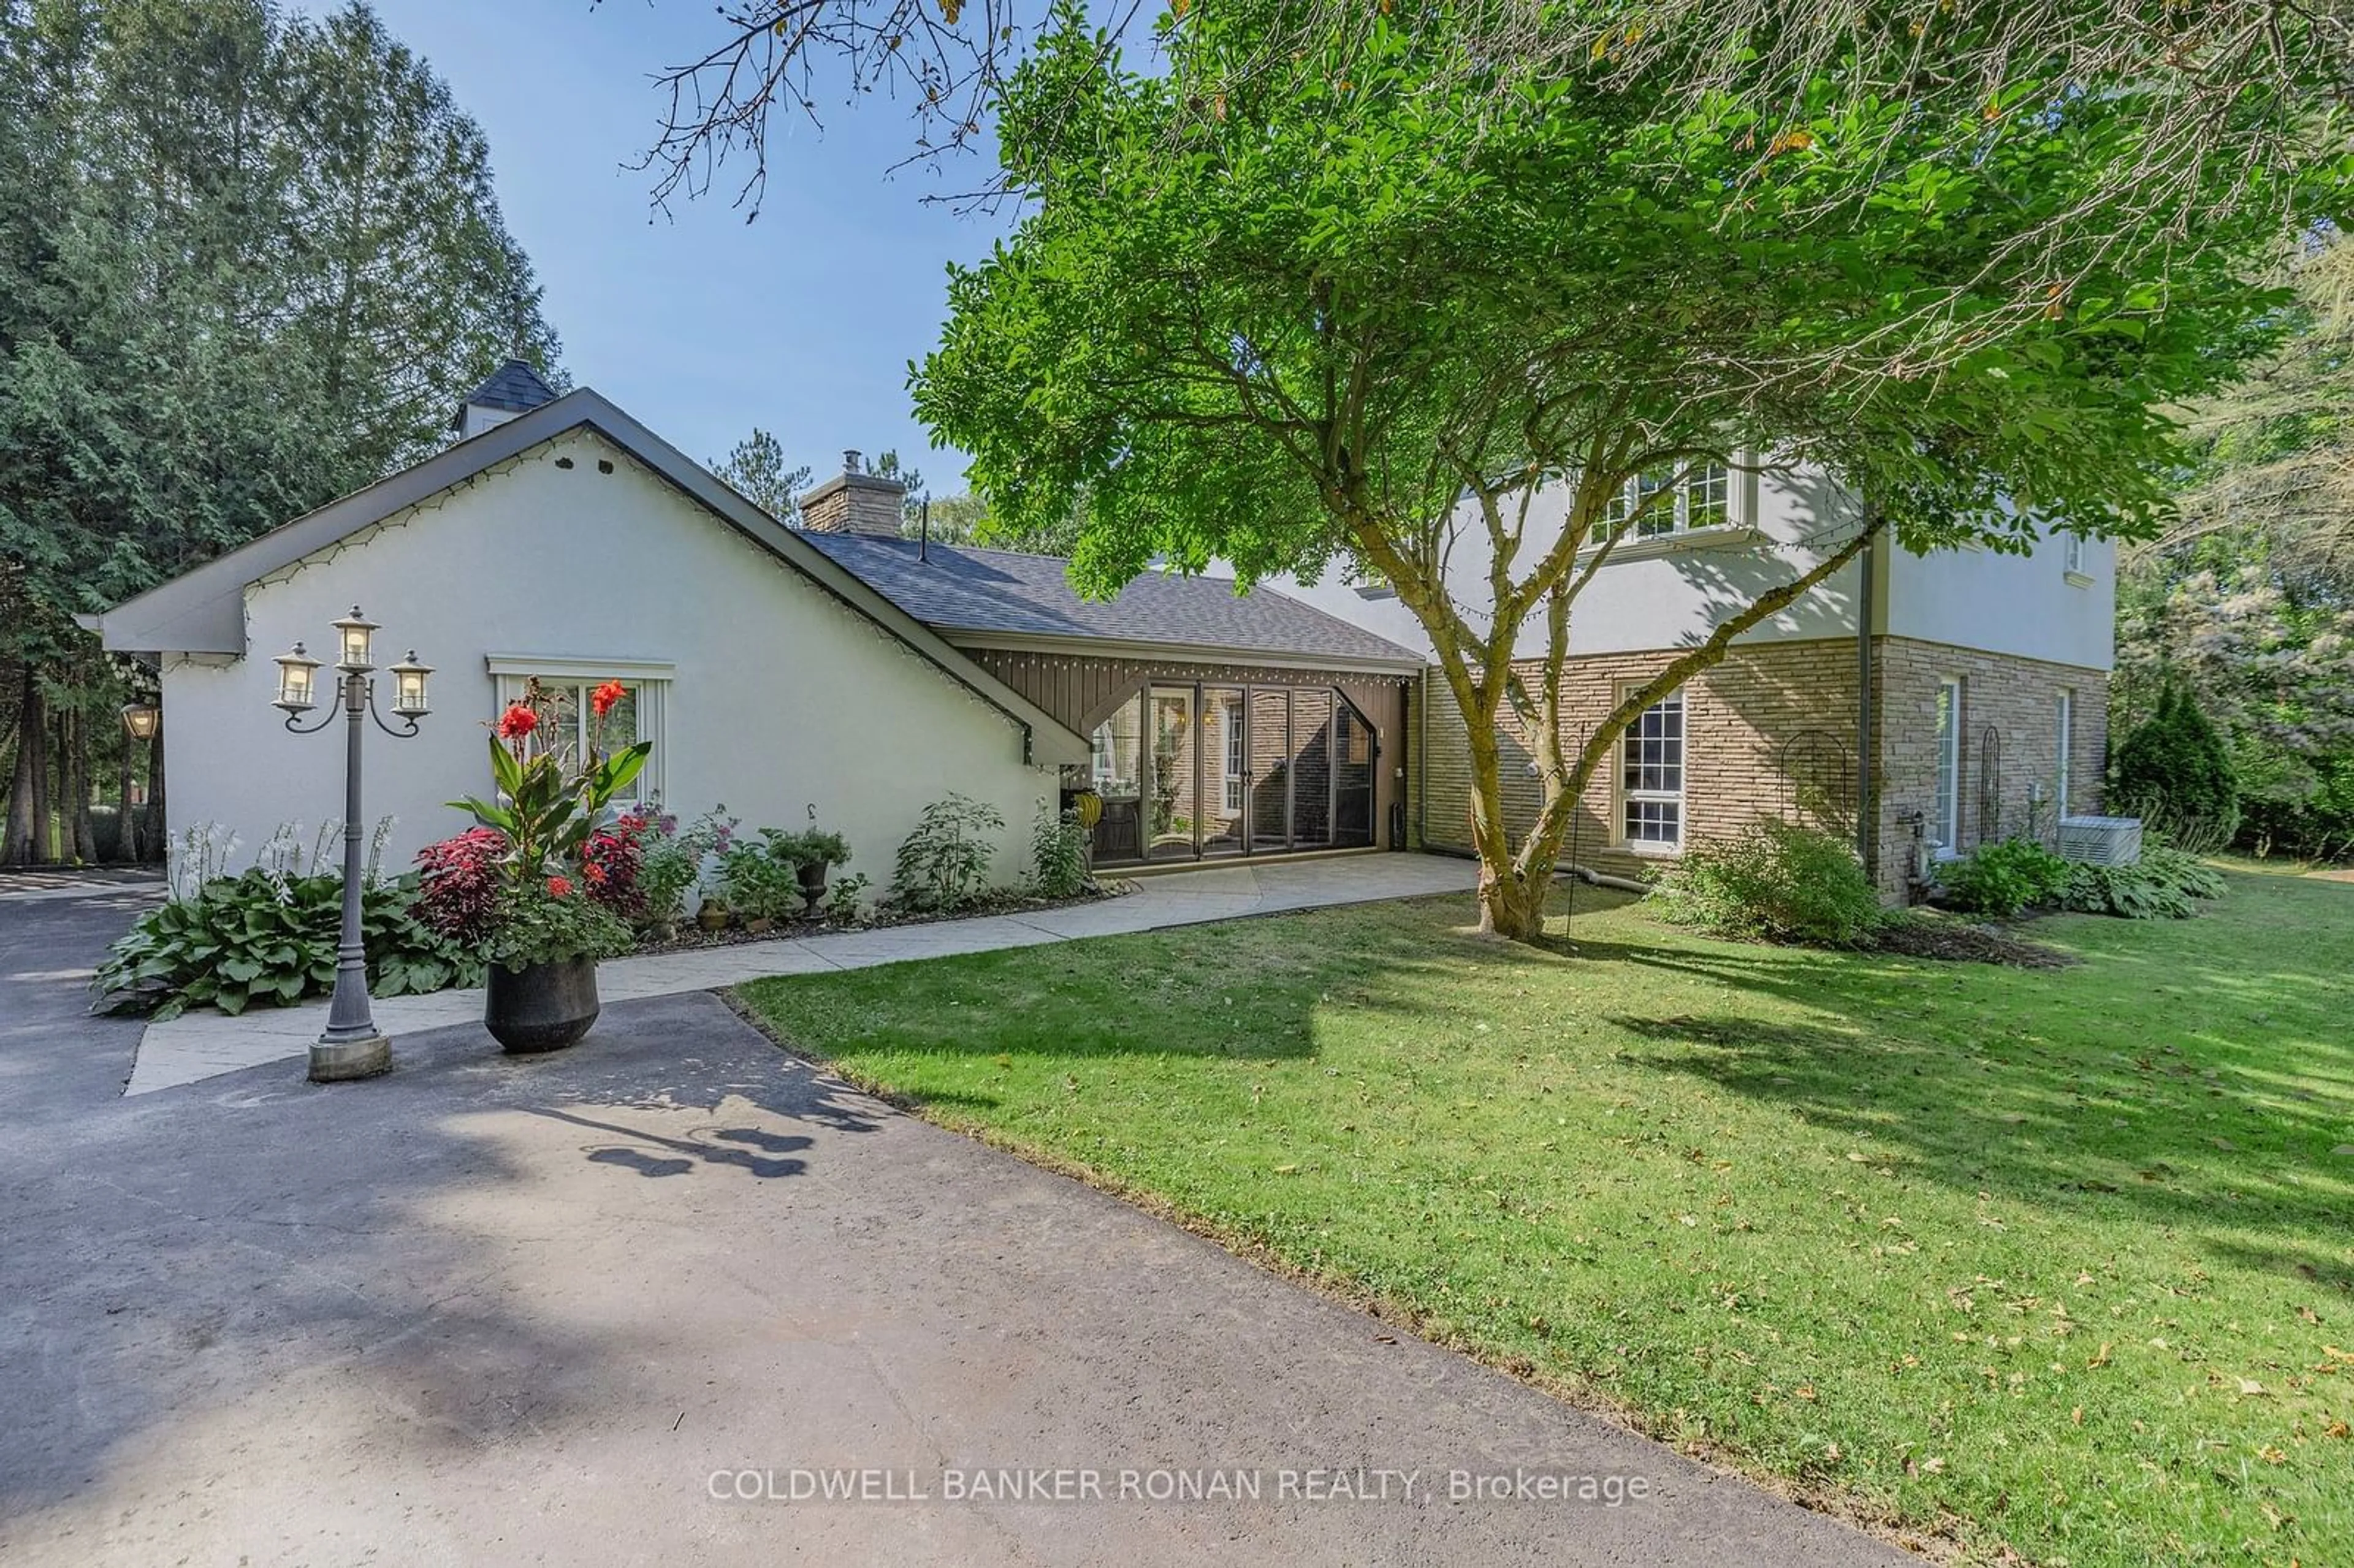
[797,861,830,913]
[485,958,600,1055]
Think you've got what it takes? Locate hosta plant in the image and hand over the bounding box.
[93,868,479,1019]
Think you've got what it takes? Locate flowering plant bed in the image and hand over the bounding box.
[621,880,1126,957]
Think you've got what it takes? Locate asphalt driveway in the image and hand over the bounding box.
[0,888,1907,1566]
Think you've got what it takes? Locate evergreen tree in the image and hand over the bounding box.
[2114,686,2242,846]
[0,0,562,864]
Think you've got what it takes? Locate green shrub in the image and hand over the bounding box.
[93,868,479,1019]
[891,793,1007,913]
[1651,820,1887,948]
[717,835,802,921]
[2113,685,2240,845]
[2059,843,2228,919]
[1933,837,2074,917]
[1030,799,1094,900]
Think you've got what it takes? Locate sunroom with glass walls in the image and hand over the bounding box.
[1078,682,1382,866]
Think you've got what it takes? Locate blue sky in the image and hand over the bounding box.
[351,0,1018,493]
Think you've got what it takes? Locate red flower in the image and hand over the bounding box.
[546,875,574,898]
[591,680,628,718]
[498,703,539,740]
[582,861,608,885]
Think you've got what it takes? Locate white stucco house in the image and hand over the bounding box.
[91,362,1424,883]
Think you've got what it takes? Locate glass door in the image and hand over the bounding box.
[1247,687,1291,853]
[1145,685,1197,861]
[1333,696,1376,847]
[1200,686,1247,857]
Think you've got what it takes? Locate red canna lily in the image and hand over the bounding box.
[497,703,539,740]
[591,680,627,718]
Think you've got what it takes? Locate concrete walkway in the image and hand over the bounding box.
[126,853,1479,1095]
[1,885,1908,1566]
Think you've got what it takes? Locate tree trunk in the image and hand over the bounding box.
[67,707,99,863]
[32,701,55,862]
[1462,720,1552,941]
[1,671,39,866]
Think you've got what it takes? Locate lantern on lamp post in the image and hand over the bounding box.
[272,606,431,1083]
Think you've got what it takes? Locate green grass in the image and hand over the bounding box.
[737,872,2354,1566]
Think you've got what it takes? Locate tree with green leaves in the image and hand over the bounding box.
[0,0,560,866]
[2115,235,2354,860]
[915,2,2334,940]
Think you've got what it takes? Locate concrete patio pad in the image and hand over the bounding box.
[0,925,1909,1567]
[123,851,1480,1096]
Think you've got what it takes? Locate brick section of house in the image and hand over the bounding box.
[1872,639,2109,890]
[1416,636,2107,894]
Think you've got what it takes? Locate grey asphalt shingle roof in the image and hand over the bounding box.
[452,358,558,425]
[800,533,1425,670]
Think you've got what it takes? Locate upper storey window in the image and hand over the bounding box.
[1595,463,1732,542]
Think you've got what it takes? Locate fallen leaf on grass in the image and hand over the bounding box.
[2089,1342,2113,1368]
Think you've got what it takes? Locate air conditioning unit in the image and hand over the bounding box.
[2059,815,2143,866]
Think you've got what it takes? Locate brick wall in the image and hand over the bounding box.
[1872,638,2109,891]
[1416,636,2108,894]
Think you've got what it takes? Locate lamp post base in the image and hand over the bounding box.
[309,1034,392,1083]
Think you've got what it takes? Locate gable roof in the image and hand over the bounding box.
[90,389,1089,767]
[801,534,1427,674]
[452,358,559,426]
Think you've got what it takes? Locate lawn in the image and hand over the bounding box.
[737,870,2353,1566]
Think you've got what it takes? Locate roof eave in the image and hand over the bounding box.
[940,628,1428,677]
[88,389,1091,768]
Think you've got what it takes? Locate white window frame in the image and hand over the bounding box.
[1617,685,1686,855]
[2054,688,2074,820]
[1932,677,1964,856]
[2061,530,2087,577]
[1598,462,1735,542]
[486,656,671,808]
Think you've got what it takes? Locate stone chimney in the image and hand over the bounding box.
[798,449,907,537]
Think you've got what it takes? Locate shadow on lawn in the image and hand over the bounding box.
[1575,924,2354,1284]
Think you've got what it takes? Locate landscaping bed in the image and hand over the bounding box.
[737,871,2354,1568]
[626,881,1126,957]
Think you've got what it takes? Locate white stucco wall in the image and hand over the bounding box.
[158,428,1053,889]
[1270,462,1862,660]
[1883,530,2116,671]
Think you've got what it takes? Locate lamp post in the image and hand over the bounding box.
[272,607,432,1083]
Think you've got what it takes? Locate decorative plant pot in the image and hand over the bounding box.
[696,899,730,932]
[798,861,830,913]
[485,958,600,1055]
[744,915,774,934]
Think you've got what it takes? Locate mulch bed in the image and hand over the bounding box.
[1874,913,2076,969]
